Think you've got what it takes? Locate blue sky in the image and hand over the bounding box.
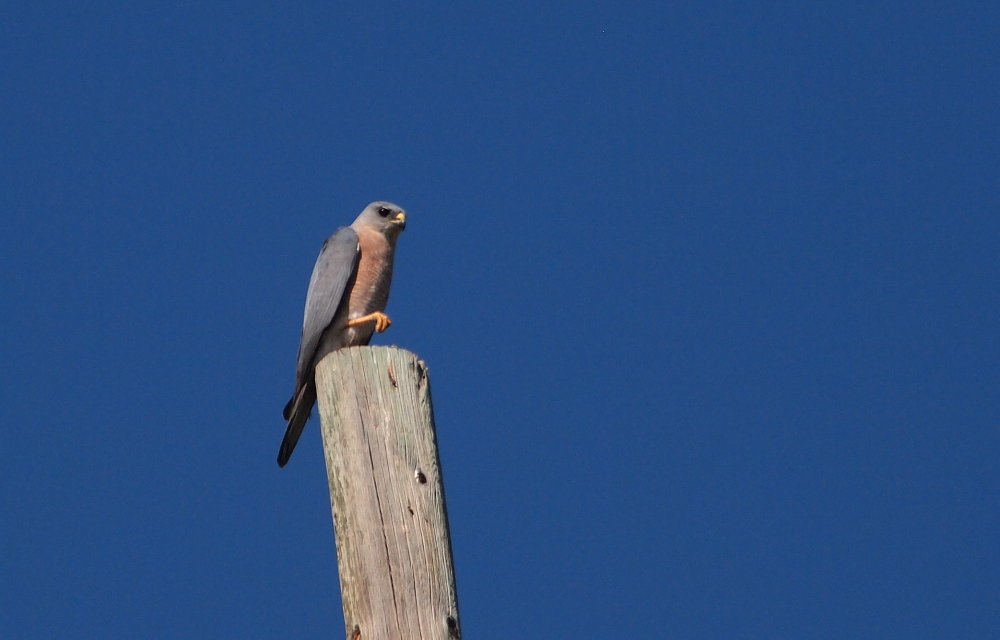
[2,2,997,638]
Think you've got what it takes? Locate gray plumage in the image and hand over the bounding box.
[278,201,407,467]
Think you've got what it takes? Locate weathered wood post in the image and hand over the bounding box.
[315,346,460,640]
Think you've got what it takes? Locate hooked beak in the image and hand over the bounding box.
[393,211,406,231]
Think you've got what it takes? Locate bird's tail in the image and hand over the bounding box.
[277,382,317,467]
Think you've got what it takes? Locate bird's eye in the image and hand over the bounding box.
[377,207,391,217]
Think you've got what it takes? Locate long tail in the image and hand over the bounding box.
[277,382,317,467]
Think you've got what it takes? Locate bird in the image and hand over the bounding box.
[278,201,407,467]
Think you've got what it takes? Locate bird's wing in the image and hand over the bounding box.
[294,226,360,385]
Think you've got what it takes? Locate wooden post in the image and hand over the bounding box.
[315,346,460,640]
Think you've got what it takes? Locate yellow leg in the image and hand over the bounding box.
[346,311,392,332]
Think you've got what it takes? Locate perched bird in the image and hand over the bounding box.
[278,201,407,467]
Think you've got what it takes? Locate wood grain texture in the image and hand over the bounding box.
[315,346,460,640]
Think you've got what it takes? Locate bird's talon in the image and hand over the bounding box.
[374,312,392,332]
[345,310,392,331]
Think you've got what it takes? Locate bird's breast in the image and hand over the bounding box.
[348,230,395,320]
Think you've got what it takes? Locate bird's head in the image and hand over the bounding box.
[355,201,407,237]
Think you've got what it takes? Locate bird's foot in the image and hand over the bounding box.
[347,311,392,332]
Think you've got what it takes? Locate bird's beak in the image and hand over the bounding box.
[393,212,406,230]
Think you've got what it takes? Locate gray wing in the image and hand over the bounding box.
[293,226,360,386]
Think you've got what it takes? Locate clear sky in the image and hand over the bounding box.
[2,2,997,638]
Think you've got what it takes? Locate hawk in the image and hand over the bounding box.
[278,201,407,466]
